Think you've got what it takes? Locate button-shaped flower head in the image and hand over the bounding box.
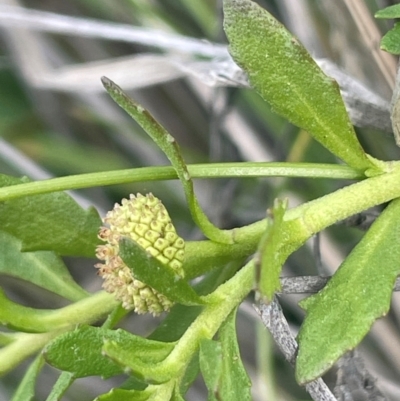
[95,193,185,315]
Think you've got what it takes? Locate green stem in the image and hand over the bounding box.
[185,167,400,279]
[0,163,361,202]
[102,76,236,244]
[0,330,65,375]
[3,168,398,380]
[1,290,118,332]
[131,164,400,379]
[144,259,255,381]
[289,166,400,233]
[0,332,17,346]
[231,166,400,244]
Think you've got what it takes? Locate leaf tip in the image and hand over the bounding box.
[101,75,112,88]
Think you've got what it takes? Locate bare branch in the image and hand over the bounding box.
[255,299,338,401]
[279,276,400,294]
[335,350,387,401]
[0,5,227,58]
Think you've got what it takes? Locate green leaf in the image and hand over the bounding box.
[102,334,176,384]
[296,198,400,384]
[256,199,306,300]
[119,376,148,391]
[149,265,241,343]
[218,309,252,401]
[0,174,101,257]
[256,199,286,299]
[119,238,203,306]
[44,326,175,381]
[43,326,124,378]
[101,304,129,330]
[223,0,374,172]
[199,339,222,401]
[170,388,186,401]
[199,309,252,401]
[11,355,44,401]
[95,388,154,401]
[45,372,75,401]
[379,23,400,55]
[0,231,88,302]
[179,353,200,396]
[375,4,400,19]
[97,382,177,401]
[101,77,233,244]
[149,304,203,342]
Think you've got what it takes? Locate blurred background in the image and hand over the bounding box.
[0,0,400,399]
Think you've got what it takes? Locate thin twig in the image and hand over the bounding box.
[0,5,228,58]
[335,350,387,401]
[279,276,400,294]
[254,298,338,401]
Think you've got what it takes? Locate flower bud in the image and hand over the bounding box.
[95,193,185,315]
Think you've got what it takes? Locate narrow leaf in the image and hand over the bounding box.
[256,199,287,299]
[217,309,252,401]
[0,231,88,302]
[11,355,44,401]
[256,199,306,300]
[223,0,374,172]
[171,388,186,401]
[179,353,200,396]
[199,339,222,401]
[119,238,203,306]
[101,77,233,244]
[296,199,400,384]
[0,174,101,257]
[199,310,251,401]
[149,304,203,342]
[45,372,75,401]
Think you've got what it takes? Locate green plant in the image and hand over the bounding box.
[375,4,400,55]
[1,0,399,400]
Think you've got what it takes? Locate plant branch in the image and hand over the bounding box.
[287,165,400,234]
[0,163,361,202]
[255,298,337,401]
[279,276,400,294]
[139,259,255,382]
[0,330,65,376]
[0,290,118,333]
[102,75,235,244]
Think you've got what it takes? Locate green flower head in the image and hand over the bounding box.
[96,193,185,315]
